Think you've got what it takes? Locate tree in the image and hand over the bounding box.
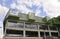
[42,16,51,25]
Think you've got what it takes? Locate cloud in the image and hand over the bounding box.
[42,0,60,18]
[35,9,41,16]
[10,0,60,17]
[10,0,44,16]
[10,3,17,9]
[0,5,9,22]
[1,0,60,18]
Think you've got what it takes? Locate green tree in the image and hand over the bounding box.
[42,16,50,25]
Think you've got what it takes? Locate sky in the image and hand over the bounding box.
[0,0,60,22]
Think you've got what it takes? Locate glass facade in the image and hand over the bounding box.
[5,21,58,39]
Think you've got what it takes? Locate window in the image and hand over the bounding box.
[26,31,38,37]
[49,26,57,30]
[25,23,31,28]
[31,24,38,29]
[17,22,24,28]
[25,23,38,29]
[39,25,48,30]
[40,32,44,37]
[8,22,24,28]
[51,32,58,37]
[6,29,23,37]
[45,32,49,36]
[8,22,16,27]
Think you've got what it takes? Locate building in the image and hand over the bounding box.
[3,9,59,39]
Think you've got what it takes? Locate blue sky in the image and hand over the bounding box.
[0,0,60,22]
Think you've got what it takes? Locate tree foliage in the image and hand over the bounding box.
[42,16,60,25]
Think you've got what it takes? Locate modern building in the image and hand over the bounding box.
[3,9,59,39]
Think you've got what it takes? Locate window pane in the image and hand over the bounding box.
[40,32,44,37]
[49,26,57,30]
[31,24,38,29]
[45,32,49,36]
[6,29,23,37]
[39,25,48,30]
[8,22,24,28]
[25,23,38,29]
[51,32,58,37]
[26,31,38,37]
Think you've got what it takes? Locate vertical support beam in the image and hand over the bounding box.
[48,25,51,36]
[38,24,40,38]
[5,20,8,36]
[24,22,25,37]
[58,27,60,38]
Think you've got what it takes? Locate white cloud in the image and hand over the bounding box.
[10,3,17,9]
[35,9,41,16]
[0,5,9,13]
[10,0,42,15]
[0,5,9,22]
[42,0,60,18]
[10,0,60,17]
[10,0,34,14]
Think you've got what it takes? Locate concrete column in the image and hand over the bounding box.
[5,20,8,36]
[56,26,59,37]
[38,24,40,38]
[44,32,46,39]
[24,22,25,37]
[48,25,51,36]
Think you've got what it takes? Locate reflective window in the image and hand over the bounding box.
[39,25,48,30]
[31,24,38,29]
[25,23,38,29]
[8,22,24,28]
